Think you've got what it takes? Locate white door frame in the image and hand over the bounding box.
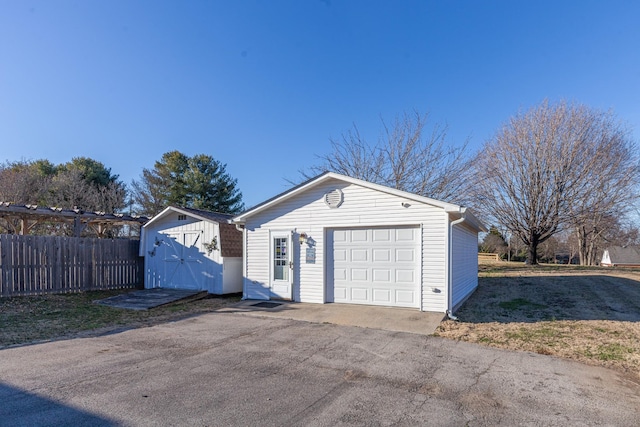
[269,230,293,300]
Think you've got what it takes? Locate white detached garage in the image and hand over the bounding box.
[232,172,486,314]
[140,206,243,294]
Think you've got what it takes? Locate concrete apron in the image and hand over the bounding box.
[220,300,445,336]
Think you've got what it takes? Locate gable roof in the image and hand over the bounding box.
[603,246,640,266]
[143,206,242,258]
[232,172,486,232]
[144,205,234,228]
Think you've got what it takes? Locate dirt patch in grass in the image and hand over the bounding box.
[436,263,640,380]
[0,289,241,348]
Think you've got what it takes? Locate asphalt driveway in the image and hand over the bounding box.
[1,312,639,426]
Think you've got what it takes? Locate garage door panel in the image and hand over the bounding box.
[373,229,390,241]
[334,230,347,242]
[351,230,368,242]
[334,249,347,262]
[396,228,415,241]
[396,249,415,262]
[334,287,347,300]
[350,288,369,301]
[373,269,391,282]
[373,249,391,262]
[351,269,368,281]
[330,226,420,308]
[396,269,415,283]
[373,289,391,303]
[334,268,347,280]
[351,249,368,262]
[396,290,416,304]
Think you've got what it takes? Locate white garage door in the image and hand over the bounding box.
[328,226,421,308]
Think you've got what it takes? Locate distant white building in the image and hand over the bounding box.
[601,246,640,267]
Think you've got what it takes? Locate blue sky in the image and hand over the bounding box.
[1,1,639,208]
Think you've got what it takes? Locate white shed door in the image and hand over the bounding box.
[328,226,420,308]
[162,231,206,290]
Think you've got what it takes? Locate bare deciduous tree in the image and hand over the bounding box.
[305,110,473,204]
[565,216,640,265]
[474,100,640,265]
[568,117,640,265]
[0,159,128,236]
[0,160,51,205]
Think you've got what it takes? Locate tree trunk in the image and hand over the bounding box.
[586,238,597,266]
[576,225,603,266]
[527,235,539,265]
[577,226,588,266]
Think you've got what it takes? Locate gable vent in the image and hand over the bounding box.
[324,189,344,208]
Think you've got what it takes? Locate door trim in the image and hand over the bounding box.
[269,230,293,300]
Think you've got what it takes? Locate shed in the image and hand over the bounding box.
[231,172,486,314]
[601,246,640,267]
[140,206,242,294]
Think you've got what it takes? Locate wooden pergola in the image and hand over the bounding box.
[0,202,149,238]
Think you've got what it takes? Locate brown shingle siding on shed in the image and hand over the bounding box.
[219,222,243,257]
[173,206,242,258]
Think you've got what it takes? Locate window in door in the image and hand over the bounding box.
[273,237,289,281]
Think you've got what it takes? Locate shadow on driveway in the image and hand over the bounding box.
[0,383,117,426]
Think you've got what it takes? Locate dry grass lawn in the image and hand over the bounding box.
[436,262,640,381]
[0,289,241,348]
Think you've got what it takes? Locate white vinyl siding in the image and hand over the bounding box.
[451,223,479,310]
[243,178,449,311]
[421,214,448,312]
[245,229,270,299]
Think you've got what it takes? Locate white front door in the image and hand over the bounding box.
[270,231,293,300]
[162,231,205,290]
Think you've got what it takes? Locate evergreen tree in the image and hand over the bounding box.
[131,151,244,216]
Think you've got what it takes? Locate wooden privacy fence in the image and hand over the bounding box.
[0,234,143,297]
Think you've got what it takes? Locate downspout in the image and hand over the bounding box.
[447,208,467,320]
[419,223,424,312]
